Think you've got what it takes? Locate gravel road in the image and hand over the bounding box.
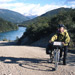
[0,41,75,75]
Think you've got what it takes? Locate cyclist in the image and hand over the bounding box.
[46,24,70,65]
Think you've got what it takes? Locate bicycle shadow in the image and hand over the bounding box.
[0,56,55,71]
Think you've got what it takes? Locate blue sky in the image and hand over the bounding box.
[0,0,75,16]
[8,0,66,6]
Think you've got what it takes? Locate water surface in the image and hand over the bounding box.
[0,27,26,41]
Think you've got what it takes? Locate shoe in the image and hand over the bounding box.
[63,62,66,65]
[63,59,66,65]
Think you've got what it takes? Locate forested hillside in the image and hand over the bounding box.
[22,8,70,25]
[18,8,75,47]
[0,18,18,32]
[0,9,30,23]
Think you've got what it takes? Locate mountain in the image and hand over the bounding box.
[17,7,75,47]
[22,7,71,25]
[41,7,70,17]
[0,17,18,32]
[0,9,30,23]
[27,15,37,19]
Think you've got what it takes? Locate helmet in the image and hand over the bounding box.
[58,24,65,28]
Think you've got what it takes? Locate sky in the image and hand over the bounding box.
[0,0,75,16]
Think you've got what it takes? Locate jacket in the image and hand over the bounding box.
[50,29,70,46]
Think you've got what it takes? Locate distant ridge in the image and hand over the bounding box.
[41,7,70,17]
[0,9,30,23]
[22,7,71,25]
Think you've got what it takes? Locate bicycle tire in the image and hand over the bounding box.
[58,49,60,62]
[54,49,58,70]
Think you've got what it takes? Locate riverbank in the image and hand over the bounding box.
[0,27,26,41]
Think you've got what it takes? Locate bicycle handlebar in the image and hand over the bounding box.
[52,41,63,49]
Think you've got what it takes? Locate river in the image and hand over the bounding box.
[0,27,26,41]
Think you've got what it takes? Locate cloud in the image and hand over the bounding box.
[0,0,14,3]
[28,4,67,16]
[12,3,67,16]
[0,2,75,16]
[10,3,70,16]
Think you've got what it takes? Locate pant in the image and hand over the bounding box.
[46,43,68,65]
[63,46,68,65]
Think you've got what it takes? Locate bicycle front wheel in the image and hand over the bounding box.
[54,50,58,70]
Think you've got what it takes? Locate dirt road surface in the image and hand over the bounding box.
[0,41,75,75]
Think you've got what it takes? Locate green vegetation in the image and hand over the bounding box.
[15,36,19,42]
[0,18,18,32]
[2,38,8,41]
[19,8,75,46]
[2,38,11,42]
[0,9,30,23]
